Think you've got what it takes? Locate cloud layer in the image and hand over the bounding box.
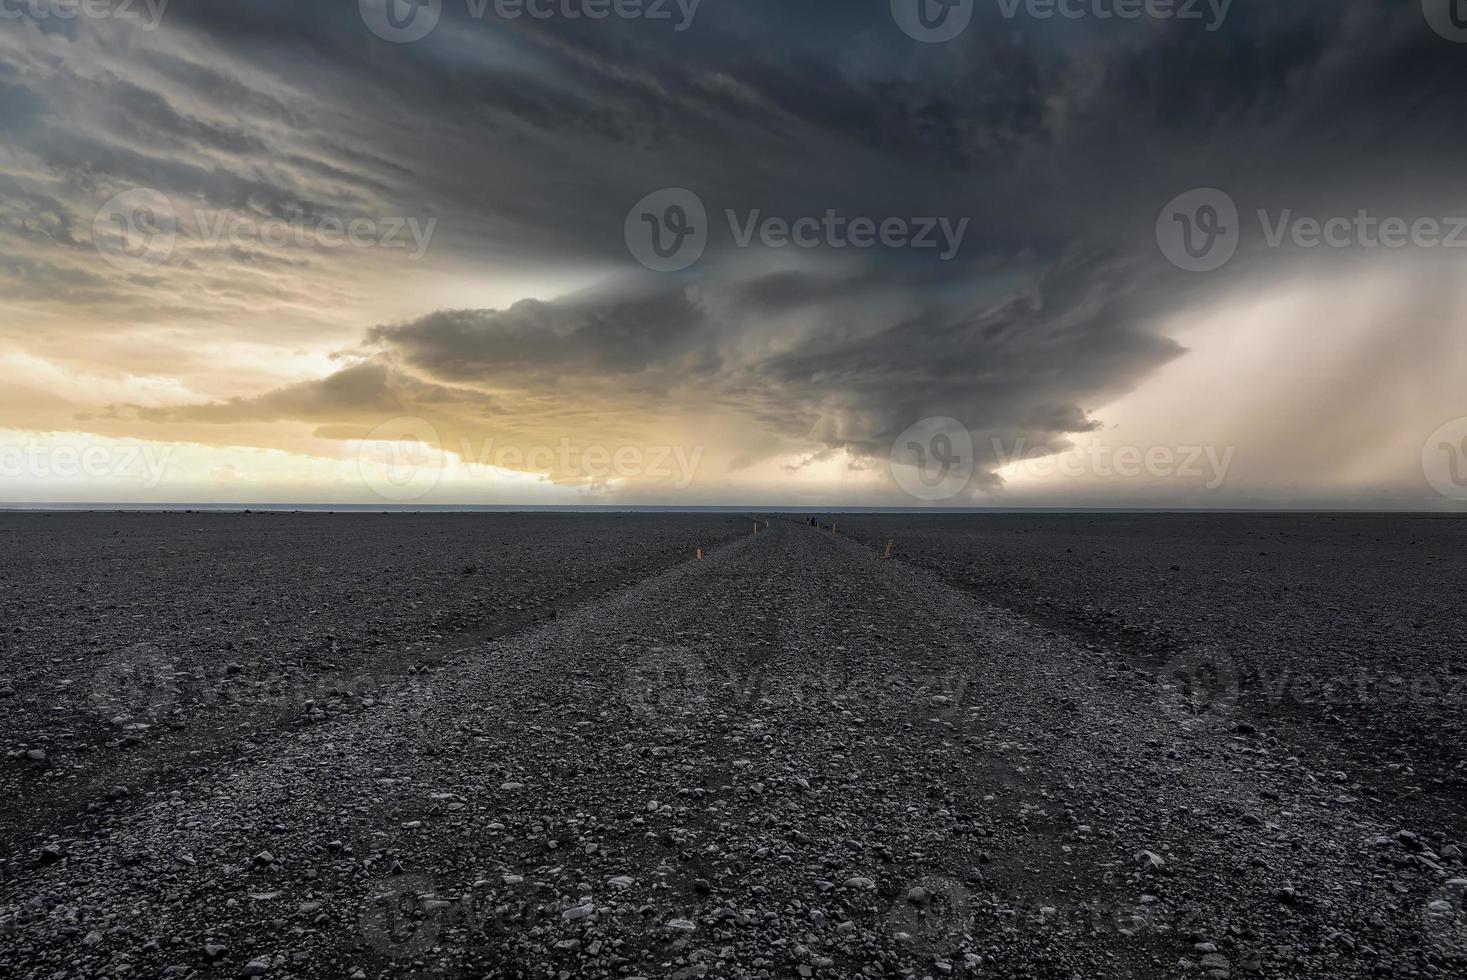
[0,2,1463,505]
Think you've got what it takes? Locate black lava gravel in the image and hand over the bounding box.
[2,514,1464,979]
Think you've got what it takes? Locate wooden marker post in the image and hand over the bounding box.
[883,540,895,560]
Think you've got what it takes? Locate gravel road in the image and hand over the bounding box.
[828,514,1467,834]
[0,512,747,852]
[3,520,1463,979]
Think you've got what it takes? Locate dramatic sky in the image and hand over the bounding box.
[2,0,1465,508]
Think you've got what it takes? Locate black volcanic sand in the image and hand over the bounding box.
[0,512,749,849]
[828,513,1467,832]
[2,514,1465,980]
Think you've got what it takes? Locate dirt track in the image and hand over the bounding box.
[3,519,1464,979]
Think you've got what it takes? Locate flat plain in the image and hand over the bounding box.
[1,512,1464,979]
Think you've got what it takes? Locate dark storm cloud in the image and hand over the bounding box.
[365,286,716,381]
[16,2,1465,256]
[124,0,1459,273]
[149,249,1179,486]
[6,1,1463,495]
